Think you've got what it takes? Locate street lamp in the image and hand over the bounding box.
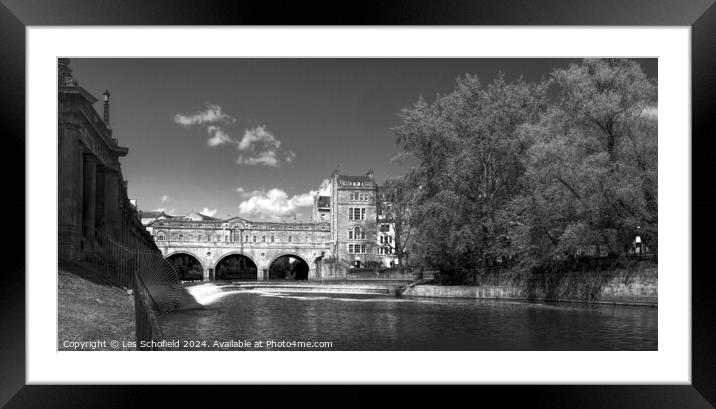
[635,226,642,257]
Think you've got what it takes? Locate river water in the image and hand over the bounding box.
[158,290,657,350]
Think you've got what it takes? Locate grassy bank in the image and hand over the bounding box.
[58,266,135,351]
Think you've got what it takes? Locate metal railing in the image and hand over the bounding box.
[83,233,184,350]
[131,249,185,351]
[133,272,166,351]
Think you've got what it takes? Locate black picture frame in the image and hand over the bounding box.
[1,0,714,407]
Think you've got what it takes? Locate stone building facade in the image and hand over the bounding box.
[146,212,332,280]
[144,170,398,281]
[58,58,156,261]
[313,170,398,268]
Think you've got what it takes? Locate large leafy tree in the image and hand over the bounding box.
[391,74,548,275]
[512,59,657,263]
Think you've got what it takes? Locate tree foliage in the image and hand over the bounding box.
[385,59,657,277]
[392,74,548,274]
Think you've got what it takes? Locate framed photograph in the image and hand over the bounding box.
[2,0,714,407]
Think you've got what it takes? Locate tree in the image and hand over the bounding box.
[511,59,658,263]
[392,74,548,276]
[378,177,414,266]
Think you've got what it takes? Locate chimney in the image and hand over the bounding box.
[103,89,111,125]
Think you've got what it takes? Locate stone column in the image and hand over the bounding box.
[94,168,106,242]
[104,169,119,239]
[58,123,84,260]
[81,155,97,250]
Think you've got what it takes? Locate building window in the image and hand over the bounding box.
[348,244,354,254]
[288,236,292,243]
[349,207,365,221]
[271,236,275,243]
[253,236,257,243]
[225,235,229,242]
[351,226,365,240]
[262,236,266,242]
[158,234,165,241]
[179,234,183,240]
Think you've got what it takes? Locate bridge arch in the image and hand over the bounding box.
[165,251,205,281]
[214,252,259,281]
[268,253,311,281]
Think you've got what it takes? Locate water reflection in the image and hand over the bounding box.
[159,291,657,351]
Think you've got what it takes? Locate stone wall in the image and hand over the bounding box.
[403,267,658,306]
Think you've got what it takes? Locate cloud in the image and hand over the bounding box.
[317,179,331,196]
[236,187,266,199]
[200,207,218,217]
[160,195,170,202]
[238,125,279,151]
[174,103,236,127]
[173,106,294,167]
[238,184,324,220]
[237,150,279,167]
[234,126,286,167]
[206,125,233,147]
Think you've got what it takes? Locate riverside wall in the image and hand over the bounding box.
[402,267,658,306]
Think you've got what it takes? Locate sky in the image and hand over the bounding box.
[68,58,657,221]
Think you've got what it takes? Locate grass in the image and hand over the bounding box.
[58,267,136,351]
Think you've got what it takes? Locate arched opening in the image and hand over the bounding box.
[215,254,258,281]
[166,253,204,281]
[269,254,309,281]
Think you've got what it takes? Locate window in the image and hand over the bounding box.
[158,234,165,241]
[262,236,266,242]
[349,207,365,221]
[348,244,354,254]
[288,236,292,243]
[179,234,183,240]
[351,226,365,240]
[253,236,257,243]
[225,235,229,242]
[271,236,275,243]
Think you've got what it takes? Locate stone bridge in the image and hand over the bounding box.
[157,239,331,281]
